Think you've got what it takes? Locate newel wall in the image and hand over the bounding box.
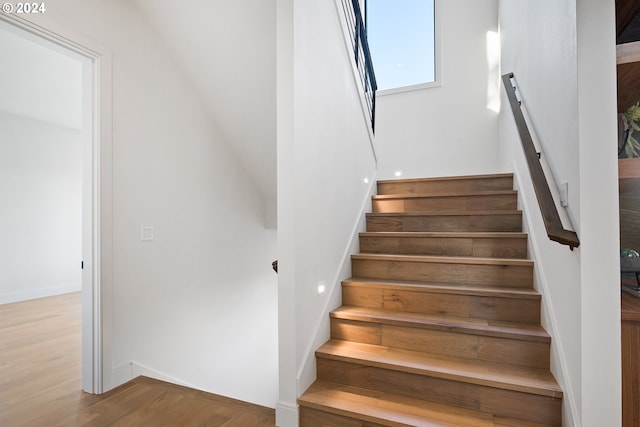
[498,0,620,425]
[277,0,378,425]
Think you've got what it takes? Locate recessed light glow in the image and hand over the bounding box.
[317,282,326,295]
[363,177,370,184]
[394,171,403,177]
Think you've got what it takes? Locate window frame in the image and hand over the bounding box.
[365,0,441,96]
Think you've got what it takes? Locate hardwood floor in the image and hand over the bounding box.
[0,293,276,426]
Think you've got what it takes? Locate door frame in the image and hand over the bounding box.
[0,13,113,393]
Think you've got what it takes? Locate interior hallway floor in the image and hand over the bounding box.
[0,292,276,426]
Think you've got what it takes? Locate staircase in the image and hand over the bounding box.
[298,173,563,426]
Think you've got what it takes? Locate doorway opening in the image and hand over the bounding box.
[0,14,110,394]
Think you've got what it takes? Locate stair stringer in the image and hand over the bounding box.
[296,172,378,401]
[513,168,579,427]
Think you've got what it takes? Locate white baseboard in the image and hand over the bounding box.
[275,401,299,427]
[512,166,578,427]
[0,285,81,305]
[111,361,195,390]
[111,362,133,389]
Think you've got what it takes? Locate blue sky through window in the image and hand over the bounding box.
[366,0,435,91]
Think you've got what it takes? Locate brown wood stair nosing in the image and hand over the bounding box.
[359,231,528,239]
[365,211,524,233]
[351,254,533,288]
[352,253,534,267]
[358,232,529,257]
[365,211,524,230]
[366,210,522,218]
[376,173,515,186]
[342,278,541,300]
[298,381,499,427]
[372,190,518,201]
[330,306,550,343]
[372,194,518,214]
[376,175,516,198]
[315,339,563,398]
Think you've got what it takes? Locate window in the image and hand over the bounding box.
[366,0,436,92]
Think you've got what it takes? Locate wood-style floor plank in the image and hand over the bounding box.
[316,340,562,398]
[0,293,276,427]
[299,380,498,427]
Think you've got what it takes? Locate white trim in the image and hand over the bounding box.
[276,402,300,427]
[295,170,378,395]
[0,13,113,394]
[112,361,195,390]
[434,0,442,88]
[512,167,579,427]
[111,362,134,389]
[377,79,442,97]
[84,51,101,394]
[0,14,100,57]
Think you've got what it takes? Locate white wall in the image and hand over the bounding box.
[498,0,620,425]
[133,0,278,228]
[0,23,83,305]
[277,0,378,424]
[0,22,83,130]
[375,0,500,181]
[498,3,581,424]
[22,0,278,408]
[499,1,580,225]
[0,112,82,304]
[575,1,620,425]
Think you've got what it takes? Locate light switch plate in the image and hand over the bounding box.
[140,226,154,241]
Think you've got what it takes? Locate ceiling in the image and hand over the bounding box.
[134,0,277,208]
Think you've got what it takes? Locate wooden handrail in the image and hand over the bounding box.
[502,73,580,249]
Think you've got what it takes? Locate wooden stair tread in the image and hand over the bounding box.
[360,231,527,239]
[372,190,518,200]
[317,340,563,398]
[331,306,549,342]
[343,277,540,299]
[376,174,516,198]
[302,173,561,426]
[359,231,528,259]
[366,211,523,233]
[352,253,533,267]
[367,210,521,217]
[299,380,498,427]
[377,173,514,185]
